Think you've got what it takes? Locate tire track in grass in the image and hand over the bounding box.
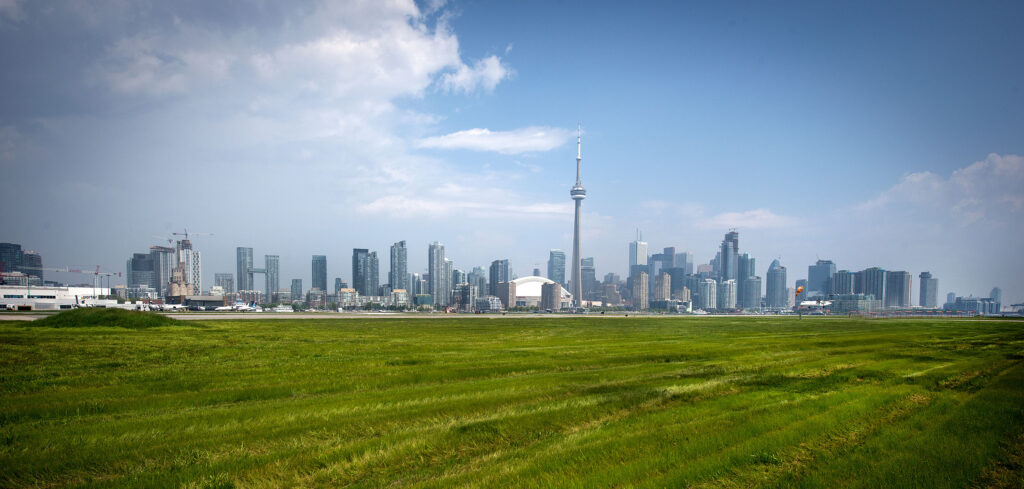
[691,360,1023,488]
[572,385,904,488]
[435,375,869,488]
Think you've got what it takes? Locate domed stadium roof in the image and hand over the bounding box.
[511,276,572,299]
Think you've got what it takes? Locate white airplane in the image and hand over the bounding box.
[162,304,188,311]
[214,301,261,312]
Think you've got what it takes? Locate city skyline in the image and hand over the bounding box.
[34,228,999,308]
[0,1,1021,304]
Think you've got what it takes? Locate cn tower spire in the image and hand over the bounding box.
[570,122,586,309]
[576,121,582,185]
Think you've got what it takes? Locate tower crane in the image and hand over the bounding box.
[172,229,214,241]
[152,235,175,247]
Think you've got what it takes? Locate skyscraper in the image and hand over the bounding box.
[885,271,911,308]
[389,241,408,291]
[581,257,597,300]
[832,270,855,295]
[489,259,509,296]
[334,277,343,294]
[675,251,693,275]
[452,268,467,287]
[629,235,648,270]
[653,272,671,301]
[468,266,487,296]
[496,281,516,309]
[861,267,887,304]
[127,253,155,290]
[214,273,234,294]
[808,260,836,295]
[718,279,737,310]
[697,278,717,310]
[0,243,22,276]
[21,251,42,282]
[312,255,327,292]
[648,249,674,294]
[632,272,649,310]
[428,242,445,306]
[177,239,201,295]
[569,123,586,309]
[737,253,755,308]
[352,249,370,296]
[796,280,808,298]
[919,272,938,308]
[150,246,175,297]
[443,258,453,305]
[291,279,302,301]
[410,273,422,295]
[368,251,380,296]
[990,287,1002,305]
[541,282,562,311]
[548,249,566,286]
[264,255,279,298]
[236,247,254,292]
[766,259,788,308]
[720,231,739,281]
[741,276,762,310]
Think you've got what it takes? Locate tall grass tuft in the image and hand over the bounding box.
[31,307,185,329]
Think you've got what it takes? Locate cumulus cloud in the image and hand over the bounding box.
[416,126,573,154]
[89,0,506,101]
[857,153,1024,226]
[67,0,530,225]
[438,55,510,93]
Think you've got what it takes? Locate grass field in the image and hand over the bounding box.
[1,315,1023,488]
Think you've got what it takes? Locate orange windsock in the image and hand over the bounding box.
[796,285,805,296]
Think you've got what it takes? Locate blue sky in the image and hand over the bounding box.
[1,0,1022,303]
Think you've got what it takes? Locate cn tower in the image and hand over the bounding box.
[570,122,586,309]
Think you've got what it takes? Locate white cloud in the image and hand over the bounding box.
[639,201,798,230]
[415,126,573,154]
[439,55,510,93]
[0,0,24,22]
[0,125,20,161]
[90,0,508,101]
[857,153,1024,226]
[697,209,801,229]
[357,195,571,219]
[75,0,533,227]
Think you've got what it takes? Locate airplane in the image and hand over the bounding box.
[214,301,261,312]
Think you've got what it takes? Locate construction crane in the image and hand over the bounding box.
[152,235,175,247]
[172,229,214,241]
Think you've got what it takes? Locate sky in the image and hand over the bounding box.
[1,0,1022,304]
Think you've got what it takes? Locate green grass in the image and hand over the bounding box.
[30,308,186,329]
[1,316,1022,488]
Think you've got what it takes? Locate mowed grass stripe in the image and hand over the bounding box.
[1,317,1022,488]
